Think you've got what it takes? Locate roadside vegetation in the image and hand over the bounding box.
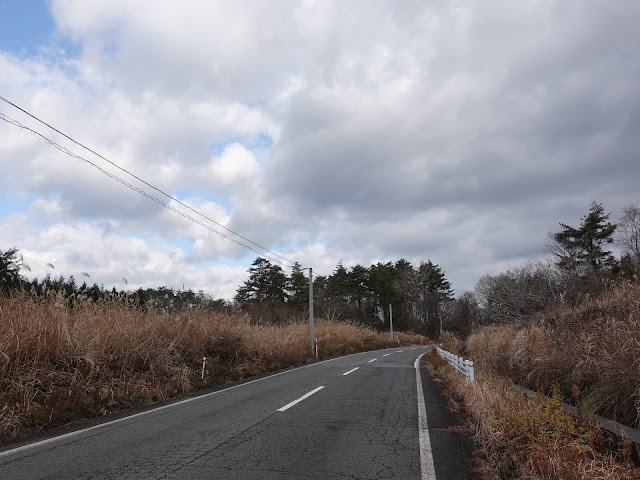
[0,287,426,442]
[428,348,639,479]
[427,201,640,478]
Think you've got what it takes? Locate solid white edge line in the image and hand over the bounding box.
[342,367,359,376]
[277,386,325,412]
[0,348,390,459]
[415,352,437,480]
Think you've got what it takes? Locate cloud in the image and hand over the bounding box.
[1,0,639,298]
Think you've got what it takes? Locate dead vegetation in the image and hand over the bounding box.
[467,281,640,429]
[428,280,640,478]
[0,290,426,442]
[428,351,640,479]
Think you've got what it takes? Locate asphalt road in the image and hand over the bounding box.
[0,345,478,479]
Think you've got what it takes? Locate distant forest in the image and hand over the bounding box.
[2,200,639,338]
[0,247,458,338]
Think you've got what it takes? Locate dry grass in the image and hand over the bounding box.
[0,291,427,441]
[427,351,640,479]
[439,330,465,355]
[467,281,640,429]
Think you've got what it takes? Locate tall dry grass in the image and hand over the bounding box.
[428,351,640,479]
[467,281,640,429]
[0,291,427,441]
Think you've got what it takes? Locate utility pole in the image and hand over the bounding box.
[309,267,314,354]
[389,303,394,341]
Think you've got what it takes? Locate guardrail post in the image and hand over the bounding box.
[466,358,474,382]
[436,347,475,383]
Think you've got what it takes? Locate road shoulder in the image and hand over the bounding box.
[419,361,481,480]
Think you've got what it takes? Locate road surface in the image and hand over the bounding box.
[0,345,478,479]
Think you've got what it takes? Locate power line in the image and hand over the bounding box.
[0,109,296,269]
[0,95,296,267]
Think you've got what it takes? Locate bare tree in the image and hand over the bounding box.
[616,204,640,264]
[475,261,564,322]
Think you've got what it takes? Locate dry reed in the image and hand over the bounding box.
[0,291,427,441]
[427,351,640,479]
[466,281,640,429]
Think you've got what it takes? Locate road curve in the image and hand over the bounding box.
[0,345,471,479]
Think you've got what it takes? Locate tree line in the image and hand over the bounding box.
[473,201,640,323]
[234,257,454,337]
[0,251,229,313]
[3,200,637,337]
[0,246,456,337]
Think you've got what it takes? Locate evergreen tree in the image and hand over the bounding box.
[286,262,308,308]
[347,264,369,309]
[323,262,351,321]
[326,262,349,301]
[553,202,617,272]
[236,257,288,303]
[367,262,396,322]
[417,260,454,299]
[0,247,22,293]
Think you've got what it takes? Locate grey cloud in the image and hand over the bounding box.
[4,0,640,297]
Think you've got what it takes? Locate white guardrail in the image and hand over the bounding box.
[436,347,475,382]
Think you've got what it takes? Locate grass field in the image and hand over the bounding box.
[0,290,427,441]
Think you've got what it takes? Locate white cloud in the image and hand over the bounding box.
[1,0,639,298]
[208,143,260,186]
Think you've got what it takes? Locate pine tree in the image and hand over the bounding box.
[286,262,308,308]
[0,247,22,293]
[235,257,288,303]
[553,202,617,272]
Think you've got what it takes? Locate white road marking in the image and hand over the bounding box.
[382,354,391,357]
[277,386,325,412]
[396,350,405,353]
[415,352,437,480]
[342,367,359,376]
[0,350,380,459]
[368,358,377,363]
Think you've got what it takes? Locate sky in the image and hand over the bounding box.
[1,0,639,300]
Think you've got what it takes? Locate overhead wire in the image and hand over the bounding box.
[0,108,296,269]
[0,95,296,268]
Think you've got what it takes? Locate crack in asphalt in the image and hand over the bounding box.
[3,353,426,479]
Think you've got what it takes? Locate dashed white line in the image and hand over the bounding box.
[368,358,377,363]
[342,367,359,376]
[277,386,325,412]
[382,354,391,357]
[0,349,383,459]
[397,350,405,353]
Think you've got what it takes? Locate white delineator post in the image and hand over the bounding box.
[201,356,207,379]
[389,303,394,341]
[465,357,475,382]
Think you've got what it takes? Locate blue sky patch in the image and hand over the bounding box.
[0,1,54,55]
[0,1,80,59]
[208,133,273,157]
[173,188,231,214]
[0,192,37,220]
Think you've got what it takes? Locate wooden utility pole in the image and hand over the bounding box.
[309,267,314,354]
